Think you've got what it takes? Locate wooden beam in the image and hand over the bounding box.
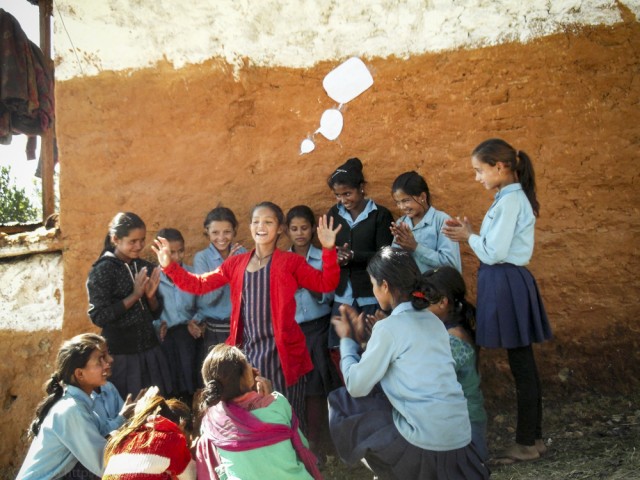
[39,0,55,220]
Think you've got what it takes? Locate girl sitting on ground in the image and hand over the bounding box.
[17,334,110,480]
[102,393,196,479]
[329,247,489,479]
[196,344,321,480]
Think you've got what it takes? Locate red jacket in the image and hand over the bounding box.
[163,248,339,386]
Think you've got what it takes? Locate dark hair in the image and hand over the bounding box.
[327,157,366,190]
[200,344,248,411]
[104,396,192,462]
[101,212,146,257]
[472,138,540,216]
[203,205,239,230]
[366,247,426,309]
[251,201,285,226]
[286,205,316,228]
[419,266,477,341]
[29,333,105,438]
[391,171,431,207]
[156,228,184,243]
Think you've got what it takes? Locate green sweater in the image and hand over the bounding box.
[214,393,313,480]
[449,335,487,424]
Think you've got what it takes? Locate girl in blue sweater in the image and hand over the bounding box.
[329,247,489,479]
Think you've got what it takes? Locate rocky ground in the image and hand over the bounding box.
[321,389,640,479]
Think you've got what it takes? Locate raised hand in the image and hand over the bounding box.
[336,242,352,266]
[255,375,273,396]
[331,303,359,340]
[230,242,244,256]
[145,266,161,298]
[316,215,342,249]
[442,216,474,242]
[132,267,149,299]
[390,222,418,252]
[151,237,172,267]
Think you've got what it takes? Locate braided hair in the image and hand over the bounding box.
[28,334,104,438]
[200,344,249,413]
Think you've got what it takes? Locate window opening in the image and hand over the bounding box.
[0,0,56,231]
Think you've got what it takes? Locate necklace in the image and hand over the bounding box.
[254,252,273,266]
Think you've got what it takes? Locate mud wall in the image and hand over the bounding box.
[56,17,640,382]
[1,0,639,474]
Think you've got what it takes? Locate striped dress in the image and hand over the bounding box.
[241,262,306,428]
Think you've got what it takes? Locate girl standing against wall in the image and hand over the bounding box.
[443,138,552,463]
[87,212,171,398]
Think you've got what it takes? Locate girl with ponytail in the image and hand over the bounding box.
[443,138,552,463]
[87,212,172,399]
[421,266,488,461]
[17,334,110,479]
[196,344,321,480]
[329,247,489,479]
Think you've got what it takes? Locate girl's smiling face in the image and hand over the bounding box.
[250,207,284,245]
[287,217,314,250]
[74,348,109,394]
[392,189,428,222]
[332,183,365,212]
[472,155,514,190]
[206,220,236,254]
[112,228,146,262]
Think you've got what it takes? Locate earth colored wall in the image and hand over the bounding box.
[56,16,639,389]
[2,6,639,476]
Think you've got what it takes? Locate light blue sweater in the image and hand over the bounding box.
[17,385,106,479]
[340,302,471,451]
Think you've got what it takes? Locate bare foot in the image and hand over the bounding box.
[535,438,548,456]
[493,443,541,465]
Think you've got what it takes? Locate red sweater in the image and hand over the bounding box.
[163,248,339,386]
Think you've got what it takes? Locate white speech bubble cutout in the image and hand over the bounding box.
[317,109,344,141]
[300,138,315,155]
[322,57,374,104]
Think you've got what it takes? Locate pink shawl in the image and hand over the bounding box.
[196,392,321,480]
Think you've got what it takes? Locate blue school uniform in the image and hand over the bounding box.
[155,264,199,395]
[291,244,338,395]
[468,183,552,348]
[392,206,462,272]
[329,302,488,479]
[193,244,247,346]
[292,245,333,323]
[91,381,125,436]
[17,385,106,479]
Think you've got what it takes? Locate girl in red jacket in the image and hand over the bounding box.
[153,202,341,427]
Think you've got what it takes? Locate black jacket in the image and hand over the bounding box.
[327,201,394,298]
[86,252,162,355]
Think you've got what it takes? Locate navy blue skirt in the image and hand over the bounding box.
[111,345,173,399]
[328,387,489,479]
[476,263,552,349]
[300,315,341,396]
[160,324,199,395]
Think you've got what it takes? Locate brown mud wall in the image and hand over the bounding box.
[2,16,639,474]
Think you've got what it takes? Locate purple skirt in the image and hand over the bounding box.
[476,263,552,349]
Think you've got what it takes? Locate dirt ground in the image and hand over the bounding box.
[320,389,640,479]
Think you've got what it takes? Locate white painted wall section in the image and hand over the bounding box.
[54,0,638,80]
[0,253,63,331]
